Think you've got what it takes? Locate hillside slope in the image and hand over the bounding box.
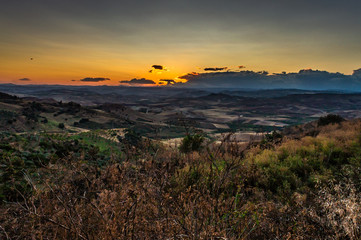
[1,117,360,239]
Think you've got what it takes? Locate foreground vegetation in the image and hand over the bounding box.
[1,118,361,239]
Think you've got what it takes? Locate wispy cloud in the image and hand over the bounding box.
[18,78,31,81]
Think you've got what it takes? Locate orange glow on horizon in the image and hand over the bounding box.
[0,54,359,86]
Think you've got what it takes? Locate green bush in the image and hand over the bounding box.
[179,134,204,153]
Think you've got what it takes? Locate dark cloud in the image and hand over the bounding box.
[120,78,156,85]
[18,78,31,81]
[179,70,263,87]
[204,67,228,71]
[353,68,361,77]
[238,66,246,69]
[178,69,361,90]
[79,77,110,82]
[149,65,168,73]
[159,79,176,85]
[180,72,199,79]
[257,71,269,75]
[152,65,164,70]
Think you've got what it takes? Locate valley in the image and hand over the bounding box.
[1,85,361,142]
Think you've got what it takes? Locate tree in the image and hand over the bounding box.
[179,134,204,153]
[318,114,344,126]
[123,128,142,147]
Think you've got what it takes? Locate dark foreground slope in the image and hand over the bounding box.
[1,118,360,239]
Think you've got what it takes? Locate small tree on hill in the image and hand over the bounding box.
[260,130,283,149]
[179,133,204,153]
[318,114,344,126]
[123,128,142,147]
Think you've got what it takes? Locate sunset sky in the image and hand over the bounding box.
[1,0,361,85]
